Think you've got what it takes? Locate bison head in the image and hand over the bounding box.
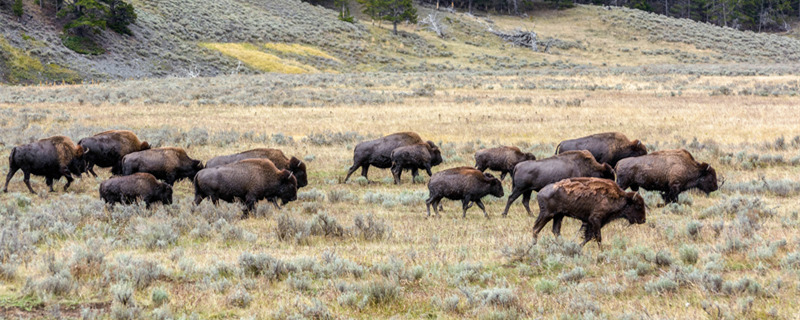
[426,140,438,149]
[430,147,443,167]
[523,152,537,162]
[623,140,648,159]
[140,141,151,151]
[696,163,718,194]
[278,170,298,205]
[484,173,504,198]
[289,157,308,188]
[69,147,91,177]
[623,192,646,224]
[599,163,616,180]
[158,183,173,205]
[187,160,204,181]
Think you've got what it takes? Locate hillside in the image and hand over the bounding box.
[3,2,800,84]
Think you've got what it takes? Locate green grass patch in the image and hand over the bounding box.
[200,43,317,74]
[0,293,44,311]
[62,35,106,55]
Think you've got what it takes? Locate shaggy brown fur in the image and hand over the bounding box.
[425,167,504,219]
[390,143,443,184]
[193,159,298,216]
[533,177,646,248]
[475,146,536,180]
[99,173,172,208]
[556,132,647,167]
[120,147,203,185]
[79,130,150,176]
[344,132,431,182]
[615,149,719,203]
[205,148,307,188]
[4,136,87,193]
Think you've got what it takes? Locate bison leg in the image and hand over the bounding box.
[551,215,564,238]
[531,209,554,245]
[270,198,282,210]
[194,193,205,206]
[501,188,524,217]
[582,216,604,249]
[46,177,55,192]
[165,174,177,186]
[426,195,442,218]
[521,190,534,216]
[391,163,402,185]
[87,164,98,178]
[474,199,489,219]
[344,164,360,182]
[360,165,370,181]
[424,165,433,177]
[244,196,257,218]
[62,173,74,191]
[500,171,507,181]
[461,197,472,218]
[22,171,35,194]
[410,168,420,184]
[3,166,19,193]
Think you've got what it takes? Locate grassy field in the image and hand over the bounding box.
[0,70,799,319]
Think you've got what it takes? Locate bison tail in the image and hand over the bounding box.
[8,147,16,167]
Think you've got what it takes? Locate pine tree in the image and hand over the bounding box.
[12,0,23,17]
[381,0,417,35]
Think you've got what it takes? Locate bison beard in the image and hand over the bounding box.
[532,178,646,249]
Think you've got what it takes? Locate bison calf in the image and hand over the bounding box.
[615,149,719,203]
[474,146,536,180]
[79,130,150,176]
[556,132,647,167]
[4,136,88,193]
[425,167,504,219]
[344,132,432,182]
[193,159,298,217]
[533,178,646,248]
[390,142,443,184]
[99,173,173,208]
[206,148,308,188]
[120,147,203,185]
[502,150,615,217]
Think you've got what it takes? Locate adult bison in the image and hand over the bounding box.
[99,173,173,208]
[78,130,150,176]
[344,132,435,182]
[615,149,720,203]
[193,159,298,216]
[532,177,646,248]
[474,146,536,180]
[4,136,88,193]
[206,148,308,188]
[119,147,203,185]
[556,132,647,167]
[501,150,615,217]
[425,167,504,219]
[390,142,443,184]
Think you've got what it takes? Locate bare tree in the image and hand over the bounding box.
[419,12,447,38]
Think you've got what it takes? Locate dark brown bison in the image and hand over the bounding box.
[120,147,203,185]
[532,177,646,248]
[193,159,298,216]
[556,132,647,168]
[78,130,150,176]
[474,146,536,180]
[390,143,443,184]
[615,149,720,203]
[4,136,88,193]
[99,173,172,208]
[344,132,434,182]
[205,148,308,188]
[501,150,615,217]
[425,167,504,219]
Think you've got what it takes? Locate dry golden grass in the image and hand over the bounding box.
[200,43,318,74]
[263,43,340,62]
[0,72,799,319]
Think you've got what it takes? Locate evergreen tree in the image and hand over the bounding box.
[12,0,23,17]
[359,0,417,34]
[102,0,137,34]
[58,0,108,35]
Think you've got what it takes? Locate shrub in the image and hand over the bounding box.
[226,286,252,308]
[644,276,678,293]
[535,279,558,294]
[151,288,169,307]
[352,214,392,241]
[558,267,586,283]
[359,280,400,307]
[479,287,519,309]
[238,252,294,280]
[679,245,699,265]
[654,250,674,267]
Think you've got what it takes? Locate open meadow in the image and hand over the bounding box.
[0,69,799,319]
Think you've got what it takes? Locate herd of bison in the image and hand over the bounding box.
[2,130,721,247]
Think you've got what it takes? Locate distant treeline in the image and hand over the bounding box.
[417,0,796,32]
[300,0,798,33]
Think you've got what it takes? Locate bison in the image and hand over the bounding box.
[344,132,435,182]
[99,173,173,208]
[78,130,150,177]
[532,177,646,248]
[390,142,443,184]
[615,149,720,203]
[501,150,616,217]
[4,136,88,193]
[425,167,504,219]
[119,147,203,185]
[193,159,298,216]
[474,146,536,180]
[556,132,647,168]
[206,148,308,188]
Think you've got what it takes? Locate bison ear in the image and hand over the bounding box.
[280,169,292,181]
[140,141,150,150]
